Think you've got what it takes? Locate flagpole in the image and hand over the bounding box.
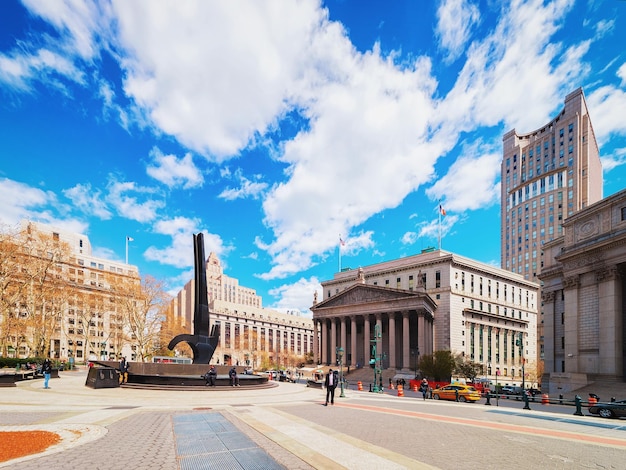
[125,236,129,264]
[338,235,342,272]
[438,208,441,250]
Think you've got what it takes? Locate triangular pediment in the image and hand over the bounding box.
[312,283,424,310]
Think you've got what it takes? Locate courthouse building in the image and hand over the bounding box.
[312,249,539,386]
[540,189,626,393]
[167,252,314,368]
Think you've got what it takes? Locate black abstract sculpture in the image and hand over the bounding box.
[168,233,220,364]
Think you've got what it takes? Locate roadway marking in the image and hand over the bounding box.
[335,402,626,449]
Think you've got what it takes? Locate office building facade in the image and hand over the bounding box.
[501,88,603,282]
[0,221,139,361]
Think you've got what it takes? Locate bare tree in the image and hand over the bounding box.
[113,274,171,362]
[0,224,71,358]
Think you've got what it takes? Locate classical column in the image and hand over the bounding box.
[313,320,319,365]
[340,316,347,356]
[321,320,328,365]
[563,275,580,373]
[363,315,371,367]
[597,267,621,376]
[418,313,425,355]
[402,312,410,369]
[388,313,396,369]
[330,318,337,366]
[350,316,357,367]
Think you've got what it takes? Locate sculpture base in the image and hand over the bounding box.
[89,361,269,389]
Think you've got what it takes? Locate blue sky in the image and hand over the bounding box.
[1,0,625,314]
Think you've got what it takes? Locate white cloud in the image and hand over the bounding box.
[144,216,228,269]
[593,19,615,39]
[601,147,626,173]
[426,142,501,213]
[435,0,480,63]
[63,183,112,219]
[218,168,268,200]
[267,276,321,313]
[587,85,626,145]
[0,48,84,91]
[106,179,165,223]
[0,178,88,234]
[146,147,204,189]
[22,0,102,60]
[417,213,459,241]
[112,0,325,160]
[618,63,626,86]
[401,231,418,245]
[438,0,583,135]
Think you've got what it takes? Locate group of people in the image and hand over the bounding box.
[203,365,241,387]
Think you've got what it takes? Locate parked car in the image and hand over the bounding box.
[588,399,626,419]
[431,384,481,402]
[501,386,523,395]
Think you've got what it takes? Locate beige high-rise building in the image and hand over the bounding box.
[501,88,603,282]
[0,221,139,362]
[501,88,604,367]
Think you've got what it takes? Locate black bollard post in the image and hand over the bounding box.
[523,392,531,410]
[485,392,491,406]
[574,395,583,416]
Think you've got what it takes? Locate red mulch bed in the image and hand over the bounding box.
[0,430,61,462]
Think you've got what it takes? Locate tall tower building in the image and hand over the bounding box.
[501,88,603,282]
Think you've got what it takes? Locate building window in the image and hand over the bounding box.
[621,207,626,221]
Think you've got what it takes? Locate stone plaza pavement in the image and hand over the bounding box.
[1,370,625,469]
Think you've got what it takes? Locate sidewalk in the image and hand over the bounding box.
[0,370,433,470]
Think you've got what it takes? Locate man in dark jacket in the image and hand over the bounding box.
[42,359,52,389]
[205,365,217,386]
[229,366,240,386]
[324,369,338,406]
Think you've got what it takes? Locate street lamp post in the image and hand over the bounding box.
[411,348,420,379]
[516,332,525,391]
[496,367,500,407]
[336,346,345,398]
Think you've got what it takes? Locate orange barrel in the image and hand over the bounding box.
[397,385,404,397]
[541,393,549,405]
[357,381,363,391]
[412,384,418,392]
[588,395,598,406]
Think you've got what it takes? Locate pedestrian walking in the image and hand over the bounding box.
[420,378,428,400]
[324,369,338,406]
[42,358,52,389]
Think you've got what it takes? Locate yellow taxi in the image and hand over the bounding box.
[431,384,481,402]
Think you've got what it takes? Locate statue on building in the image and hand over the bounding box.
[357,267,365,283]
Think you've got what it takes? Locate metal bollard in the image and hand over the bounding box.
[485,392,491,406]
[523,392,531,410]
[574,395,583,416]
